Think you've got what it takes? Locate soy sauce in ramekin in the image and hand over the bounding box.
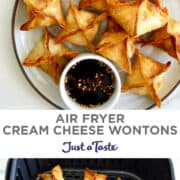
[65,60,115,108]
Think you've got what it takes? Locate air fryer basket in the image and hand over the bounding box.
[55,169,141,180]
[6,159,175,180]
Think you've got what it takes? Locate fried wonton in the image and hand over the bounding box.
[96,29,135,73]
[107,17,124,32]
[121,51,171,107]
[79,0,107,11]
[117,177,122,180]
[55,0,107,52]
[23,29,77,84]
[21,0,65,30]
[150,0,168,14]
[84,168,107,180]
[107,0,167,37]
[38,174,52,180]
[144,18,180,63]
[38,165,64,180]
[150,0,163,8]
[51,165,64,180]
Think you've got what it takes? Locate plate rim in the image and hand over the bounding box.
[11,0,180,110]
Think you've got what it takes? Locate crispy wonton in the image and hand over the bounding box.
[23,29,77,84]
[21,0,65,30]
[79,0,107,11]
[150,0,163,8]
[51,165,64,180]
[121,51,171,107]
[55,0,107,52]
[144,18,180,63]
[38,174,52,180]
[96,29,135,73]
[38,165,64,180]
[84,168,107,180]
[107,0,167,37]
[107,17,124,32]
[117,177,122,180]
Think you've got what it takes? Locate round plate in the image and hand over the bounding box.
[12,0,180,109]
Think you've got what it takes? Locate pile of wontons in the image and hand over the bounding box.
[38,165,122,180]
[21,0,180,107]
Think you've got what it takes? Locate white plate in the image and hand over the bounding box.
[12,0,180,109]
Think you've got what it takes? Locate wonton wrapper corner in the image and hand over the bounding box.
[96,30,135,74]
[144,18,180,63]
[23,29,77,84]
[84,168,107,180]
[79,0,107,11]
[51,165,64,180]
[21,0,66,30]
[55,0,107,52]
[107,0,167,37]
[121,51,171,107]
[38,165,64,180]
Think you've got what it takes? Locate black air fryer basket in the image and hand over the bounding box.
[6,159,175,180]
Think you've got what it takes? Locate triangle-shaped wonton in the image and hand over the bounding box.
[21,0,65,30]
[84,168,107,180]
[79,0,107,11]
[23,29,77,84]
[51,165,64,180]
[96,30,135,74]
[150,0,163,8]
[107,17,124,32]
[121,51,171,107]
[107,0,167,37]
[38,165,64,180]
[144,18,180,63]
[38,174,52,180]
[55,0,107,52]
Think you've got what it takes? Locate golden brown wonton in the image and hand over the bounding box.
[79,0,107,11]
[55,0,107,52]
[107,0,167,37]
[144,18,180,63]
[96,30,135,73]
[78,0,121,11]
[121,50,171,107]
[117,177,122,180]
[21,0,65,30]
[38,165,64,180]
[84,168,107,180]
[107,17,124,32]
[23,29,77,84]
[150,0,163,8]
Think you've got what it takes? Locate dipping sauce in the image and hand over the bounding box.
[65,60,115,108]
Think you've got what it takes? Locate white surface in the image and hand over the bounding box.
[13,0,180,109]
[0,1,53,109]
[0,159,7,180]
[0,0,179,109]
[0,0,180,109]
